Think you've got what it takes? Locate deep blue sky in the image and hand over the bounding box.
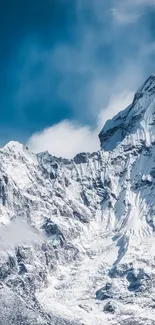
[1,0,155,145]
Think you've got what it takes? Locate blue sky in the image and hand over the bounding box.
[1,0,155,156]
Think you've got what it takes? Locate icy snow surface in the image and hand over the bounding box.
[1,74,155,324]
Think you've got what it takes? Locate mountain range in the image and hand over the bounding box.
[1,74,155,324]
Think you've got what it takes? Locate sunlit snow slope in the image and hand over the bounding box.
[1,74,155,325]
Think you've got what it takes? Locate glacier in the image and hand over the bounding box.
[1,74,155,324]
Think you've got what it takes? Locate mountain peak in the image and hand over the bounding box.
[2,141,24,151]
[136,72,155,97]
[0,141,37,165]
[99,73,155,151]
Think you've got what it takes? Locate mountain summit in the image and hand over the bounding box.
[99,73,155,151]
[1,74,155,325]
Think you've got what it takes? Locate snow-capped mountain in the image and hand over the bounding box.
[1,74,155,325]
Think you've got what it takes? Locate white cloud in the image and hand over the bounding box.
[27,91,134,158]
[27,120,99,158]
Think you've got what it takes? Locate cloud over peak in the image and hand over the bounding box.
[27,91,134,158]
[27,120,99,159]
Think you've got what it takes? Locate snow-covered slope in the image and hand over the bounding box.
[1,74,155,325]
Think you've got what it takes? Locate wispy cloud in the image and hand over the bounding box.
[111,8,141,24]
[98,91,134,129]
[12,30,151,126]
[111,0,155,24]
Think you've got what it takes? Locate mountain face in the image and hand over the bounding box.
[1,75,155,325]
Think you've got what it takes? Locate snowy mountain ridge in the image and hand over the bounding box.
[1,74,155,324]
[99,73,155,150]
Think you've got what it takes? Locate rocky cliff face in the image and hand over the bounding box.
[1,74,155,325]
